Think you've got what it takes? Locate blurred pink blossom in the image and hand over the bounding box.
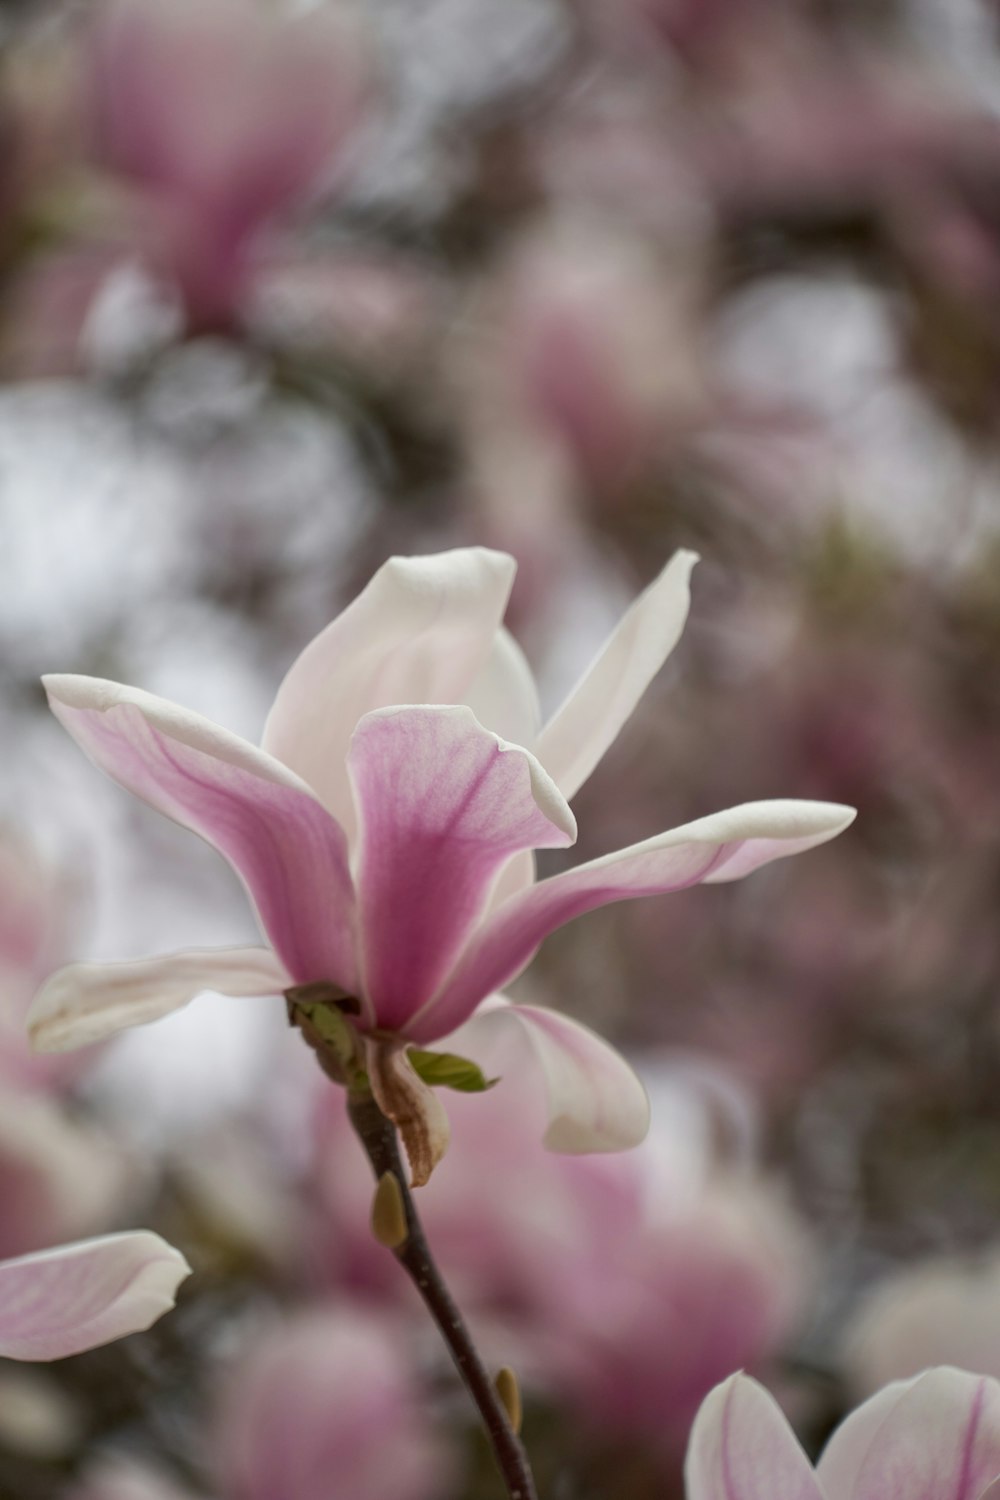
[87,0,368,330]
[551,1168,808,1455]
[0,828,137,1260]
[456,220,708,504]
[687,1366,1000,1500]
[213,1306,455,1500]
[250,250,444,382]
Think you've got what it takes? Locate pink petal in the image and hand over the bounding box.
[348,706,575,1032]
[533,549,697,799]
[685,1373,823,1500]
[414,800,856,1040]
[29,946,289,1053]
[0,1232,190,1361]
[262,549,517,840]
[442,996,650,1152]
[817,1369,1000,1500]
[43,676,357,990]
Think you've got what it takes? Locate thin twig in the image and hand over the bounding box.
[347,1089,539,1500]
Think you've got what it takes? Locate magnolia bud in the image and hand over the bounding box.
[371,1171,408,1249]
[494,1366,522,1434]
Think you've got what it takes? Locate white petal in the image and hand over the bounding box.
[262,548,517,839]
[463,626,542,747]
[534,549,697,799]
[29,947,289,1053]
[441,996,649,1153]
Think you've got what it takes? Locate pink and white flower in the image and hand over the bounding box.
[687,1366,1000,1500]
[29,548,854,1176]
[0,1231,189,1361]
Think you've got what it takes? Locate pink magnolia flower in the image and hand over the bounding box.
[457,220,707,501]
[213,1306,455,1500]
[87,0,367,330]
[687,1366,1000,1500]
[0,1231,189,1361]
[29,549,853,1177]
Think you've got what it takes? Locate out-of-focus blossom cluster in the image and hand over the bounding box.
[2,0,1000,1494]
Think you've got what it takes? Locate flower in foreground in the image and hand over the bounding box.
[30,548,854,1181]
[687,1366,1000,1500]
[0,1232,189,1361]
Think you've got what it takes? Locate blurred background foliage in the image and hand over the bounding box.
[2,0,1000,1496]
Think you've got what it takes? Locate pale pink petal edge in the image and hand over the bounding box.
[29,947,290,1053]
[441,997,649,1153]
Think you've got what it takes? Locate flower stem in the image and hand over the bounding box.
[347,1089,540,1500]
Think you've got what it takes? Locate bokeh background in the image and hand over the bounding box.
[2,0,1000,1496]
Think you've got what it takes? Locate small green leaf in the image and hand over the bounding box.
[406,1048,498,1094]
